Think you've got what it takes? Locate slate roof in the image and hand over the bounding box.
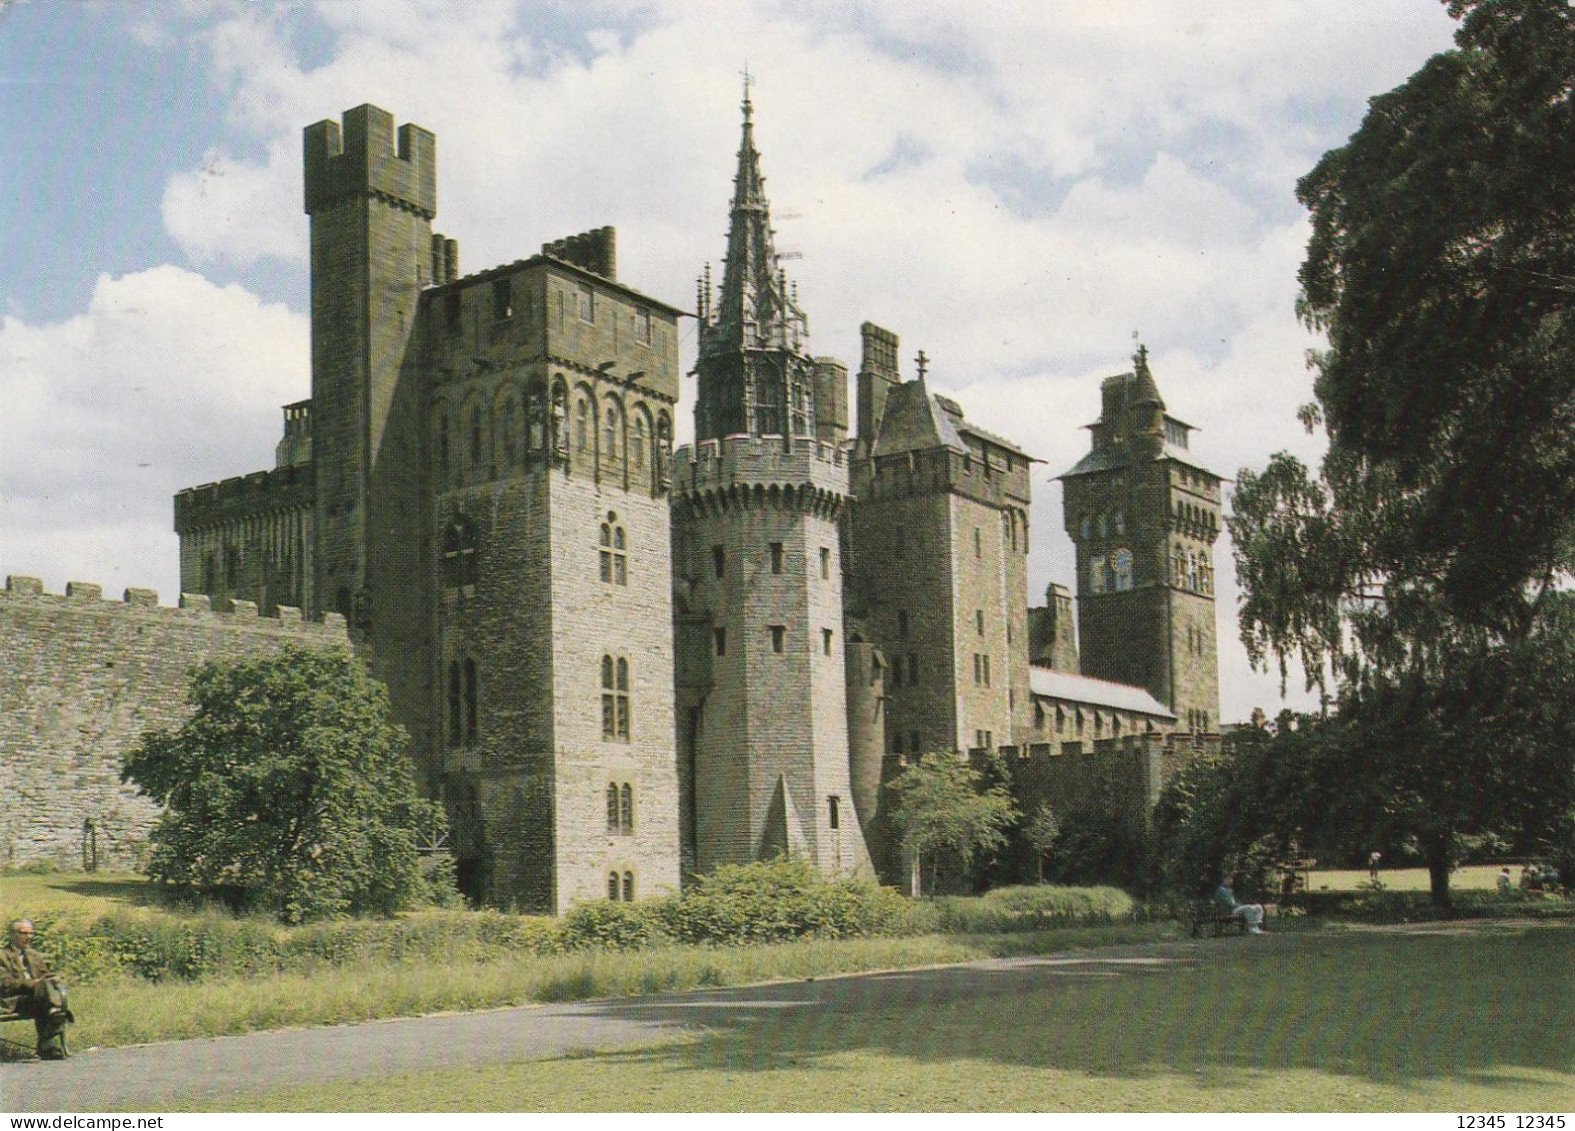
[1028,665,1176,719]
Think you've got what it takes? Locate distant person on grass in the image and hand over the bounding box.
[1215,877,1265,935]
[1368,851,1382,881]
[0,919,73,1059]
[1498,867,1513,896]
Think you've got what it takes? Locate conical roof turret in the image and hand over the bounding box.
[1129,343,1165,410]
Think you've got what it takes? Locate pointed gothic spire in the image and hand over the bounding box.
[708,76,805,356]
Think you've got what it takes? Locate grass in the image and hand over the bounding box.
[1306,865,1509,893]
[206,922,1575,1112]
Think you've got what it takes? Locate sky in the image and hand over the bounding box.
[0,0,1464,722]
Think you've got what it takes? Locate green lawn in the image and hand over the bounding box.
[209,922,1575,1113]
[1306,864,1509,893]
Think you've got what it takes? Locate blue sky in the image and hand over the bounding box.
[0,0,1463,720]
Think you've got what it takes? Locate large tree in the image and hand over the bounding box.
[123,645,445,922]
[1231,0,1575,904]
[886,753,1017,897]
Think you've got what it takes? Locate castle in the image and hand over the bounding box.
[2,93,1222,906]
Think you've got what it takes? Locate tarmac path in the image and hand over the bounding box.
[0,919,1552,1112]
[0,946,1203,1112]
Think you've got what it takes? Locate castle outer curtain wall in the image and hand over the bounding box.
[0,577,349,869]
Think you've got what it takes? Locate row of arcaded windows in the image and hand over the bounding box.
[605,782,635,835]
[1172,546,1214,594]
[1079,511,1127,539]
[434,380,672,489]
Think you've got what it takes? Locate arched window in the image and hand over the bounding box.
[1112,548,1133,591]
[606,783,619,834]
[602,656,630,741]
[632,416,646,473]
[599,514,627,585]
[575,398,589,452]
[608,872,620,901]
[442,517,477,588]
[1187,551,1199,591]
[1173,545,1187,587]
[619,783,633,835]
[603,405,620,466]
[622,871,634,902]
[1089,555,1106,594]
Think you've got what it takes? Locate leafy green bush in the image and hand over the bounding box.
[658,858,909,945]
[928,884,1135,933]
[560,900,665,951]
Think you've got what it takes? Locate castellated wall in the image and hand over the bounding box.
[0,576,349,870]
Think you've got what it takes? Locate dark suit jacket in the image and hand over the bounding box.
[0,943,50,1002]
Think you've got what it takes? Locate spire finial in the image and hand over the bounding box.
[915,350,929,382]
[740,64,752,121]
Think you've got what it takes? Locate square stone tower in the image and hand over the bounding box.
[1059,347,1222,732]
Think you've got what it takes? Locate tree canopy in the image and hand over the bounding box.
[123,645,446,922]
[1231,0,1575,903]
[886,752,1017,897]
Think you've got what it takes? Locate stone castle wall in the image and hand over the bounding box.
[0,576,349,869]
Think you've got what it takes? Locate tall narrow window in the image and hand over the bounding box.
[619,783,634,835]
[615,657,630,740]
[604,407,619,465]
[442,518,477,588]
[576,399,588,452]
[982,654,991,687]
[770,625,786,653]
[822,628,833,655]
[600,516,627,585]
[820,547,830,579]
[635,307,653,344]
[974,528,982,558]
[714,627,726,656]
[577,283,595,323]
[492,277,512,321]
[463,659,478,743]
[602,656,617,740]
[770,542,784,574]
[976,609,984,636]
[632,417,646,472]
[712,545,725,578]
[608,873,620,901]
[906,653,918,685]
[606,783,620,834]
[621,871,634,901]
[828,796,840,830]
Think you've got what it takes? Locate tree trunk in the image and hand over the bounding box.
[1425,835,1454,911]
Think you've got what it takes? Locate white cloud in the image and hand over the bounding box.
[18,0,1467,716]
[0,267,308,601]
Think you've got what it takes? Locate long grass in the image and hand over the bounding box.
[64,923,1177,1050]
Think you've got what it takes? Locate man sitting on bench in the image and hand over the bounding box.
[1215,876,1266,935]
[1,919,72,1059]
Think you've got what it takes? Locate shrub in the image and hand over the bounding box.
[659,858,909,945]
[560,900,665,951]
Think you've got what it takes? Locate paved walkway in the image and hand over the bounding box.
[1,918,1557,1112]
[0,948,1200,1111]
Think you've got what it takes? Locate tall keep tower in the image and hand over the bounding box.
[1060,347,1222,732]
[303,104,446,780]
[672,84,872,878]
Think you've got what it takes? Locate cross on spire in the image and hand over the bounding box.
[915,350,929,381]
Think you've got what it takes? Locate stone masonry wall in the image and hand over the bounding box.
[0,577,350,869]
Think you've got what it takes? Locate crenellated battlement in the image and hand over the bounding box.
[674,434,848,495]
[174,464,314,532]
[303,104,436,219]
[1,576,348,638]
[541,227,616,281]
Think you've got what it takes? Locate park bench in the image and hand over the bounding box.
[1188,902,1277,938]
[0,1001,69,1059]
